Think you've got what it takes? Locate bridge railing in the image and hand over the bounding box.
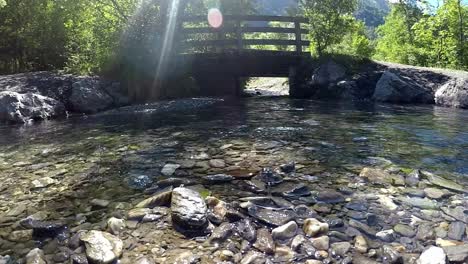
[178,15,310,54]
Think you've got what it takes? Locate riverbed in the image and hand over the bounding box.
[0,97,467,263]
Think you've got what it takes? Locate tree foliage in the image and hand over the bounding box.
[374,0,467,70]
[300,0,358,56]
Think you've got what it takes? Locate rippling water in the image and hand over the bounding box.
[0,97,467,261]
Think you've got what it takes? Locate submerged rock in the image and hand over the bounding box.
[0,91,65,123]
[253,228,275,254]
[237,219,257,242]
[303,218,329,237]
[272,221,298,241]
[417,246,446,264]
[161,164,180,176]
[136,187,173,208]
[25,248,46,264]
[425,172,467,193]
[401,197,439,210]
[80,230,123,264]
[171,187,208,231]
[247,206,295,226]
[203,174,234,183]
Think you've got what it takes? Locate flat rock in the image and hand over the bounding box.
[359,167,404,185]
[247,206,295,226]
[443,245,468,262]
[417,246,446,264]
[80,230,123,264]
[208,159,226,168]
[448,221,465,241]
[424,188,446,199]
[425,172,467,193]
[331,242,351,257]
[203,174,234,183]
[316,190,345,204]
[136,187,173,208]
[401,197,439,210]
[161,164,180,176]
[394,224,416,237]
[441,206,468,223]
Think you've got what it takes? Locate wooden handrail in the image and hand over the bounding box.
[179,15,310,54]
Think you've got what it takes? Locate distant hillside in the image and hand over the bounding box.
[254,0,390,30]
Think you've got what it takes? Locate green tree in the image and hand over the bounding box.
[330,20,374,58]
[300,0,358,57]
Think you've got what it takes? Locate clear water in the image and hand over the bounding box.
[0,97,467,259]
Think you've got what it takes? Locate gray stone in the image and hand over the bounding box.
[171,187,208,230]
[441,206,468,223]
[376,229,396,242]
[136,187,173,208]
[209,222,235,244]
[311,236,329,250]
[161,164,180,176]
[425,172,467,193]
[107,217,125,235]
[0,91,65,123]
[435,78,468,109]
[70,78,113,113]
[443,245,468,262]
[406,170,421,187]
[237,219,257,242]
[25,248,46,264]
[331,242,351,257]
[311,60,346,87]
[417,246,446,264]
[80,230,123,264]
[303,218,329,237]
[91,199,110,208]
[382,245,403,264]
[253,228,275,254]
[448,222,465,241]
[394,224,416,237]
[359,167,404,185]
[374,71,434,104]
[272,221,298,241]
[424,188,447,199]
[203,174,234,183]
[401,197,439,210]
[247,206,295,227]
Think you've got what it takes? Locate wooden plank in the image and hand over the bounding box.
[181,26,308,34]
[183,39,310,47]
[182,15,308,24]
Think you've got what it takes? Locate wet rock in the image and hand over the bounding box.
[125,173,153,190]
[70,78,114,113]
[275,246,295,262]
[8,230,33,242]
[154,178,193,189]
[31,177,57,188]
[416,224,435,241]
[272,221,298,241]
[136,187,173,208]
[425,172,467,193]
[107,217,125,235]
[171,187,208,231]
[303,218,329,237]
[401,197,439,210]
[206,196,227,223]
[359,167,404,185]
[353,254,379,264]
[247,206,295,226]
[171,251,200,264]
[346,202,368,211]
[417,246,446,264]
[291,235,316,256]
[405,170,421,187]
[373,70,434,104]
[0,255,12,264]
[394,224,416,237]
[209,159,226,168]
[161,163,180,176]
[349,219,377,236]
[91,199,110,208]
[80,230,123,264]
[272,182,311,198]
[448,221,465,241]
[311,236,329,250]
[237,219,257,242]
[441,206,468,223]
[210,222,235,244]
[443,245,468,262]
[435,78,468,109]
[127,208,152,220]
[355,235,368,253]
[253,228,275,254]
[424,188,446,199]
[0,91,65,123]
[376,229,396,242]
[240,251,265,264]
[316,190,345,204]
[382,245,403,264]
[436,238,460,247]
[20,218,67,239]
[25,248,46,264]
[280,162,295,173]
[331,242,351,257]
[203,174,234,183]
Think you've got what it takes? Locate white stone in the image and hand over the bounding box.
[417,246,446,264]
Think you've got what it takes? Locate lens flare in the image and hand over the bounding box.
[208,8,223,28]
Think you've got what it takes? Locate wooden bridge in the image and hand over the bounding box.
[172,14,313,97]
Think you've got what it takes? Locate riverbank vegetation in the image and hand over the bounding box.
[0,0,466,75]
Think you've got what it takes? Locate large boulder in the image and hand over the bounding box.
[435,78,468,109]
[373,71,434,104]
[311,60,347,87]
[171,187,208,232]
[0,91,65,123]
[70,78,114,114]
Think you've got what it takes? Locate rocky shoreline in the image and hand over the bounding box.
[0,72,128,123]
[301,60,468,109]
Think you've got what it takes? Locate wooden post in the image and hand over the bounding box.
[236,17,243,52]
[294,19,302,54]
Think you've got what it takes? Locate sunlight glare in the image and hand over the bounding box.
[208,8,223,28]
